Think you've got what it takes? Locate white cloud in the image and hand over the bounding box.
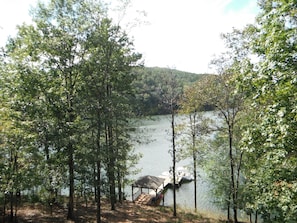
[0,0,258,74]
[126,0,258,73]
[0,0,38,46]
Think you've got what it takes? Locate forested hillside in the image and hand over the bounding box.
[132,67,206,115]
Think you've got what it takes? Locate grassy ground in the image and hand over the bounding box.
[3,199,230,223]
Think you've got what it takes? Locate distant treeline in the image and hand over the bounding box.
[131,67,211,115]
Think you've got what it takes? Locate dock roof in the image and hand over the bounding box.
[132,175,165,190]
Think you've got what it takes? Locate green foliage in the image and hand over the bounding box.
[132,67,205,115]
[0,0,143,220]
[184,48,247,223]
[203,133,231,209]
[231,0,297,221]
[177,57,246,223]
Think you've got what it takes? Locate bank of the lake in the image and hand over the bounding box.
[16,199,225,223]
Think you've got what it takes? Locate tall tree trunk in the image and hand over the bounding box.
[105,79,116,210]
[117,171,122,203]
[229,124,237,223]
[9,192,13,223]
[66,83,75,220]
[95,116,102,223]
[93,165,97,204]
[115,121,123,203]
[44,139,55,209]
[67,143,75,220]
[193,152,197,211]
[171,109,177,217]
[96,160,101,223]
[227,189,231,222]
[109,145,116,210]
[3,192,6,223]
[106,122,116,210]
[192,114,197,212]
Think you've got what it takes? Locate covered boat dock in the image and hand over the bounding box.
[132,175,165,205]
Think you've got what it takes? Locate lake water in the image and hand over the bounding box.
[126,114,226,218]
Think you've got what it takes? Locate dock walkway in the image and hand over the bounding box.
[134,193,153,205]
[132,166,193,205]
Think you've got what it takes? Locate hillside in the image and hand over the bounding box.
[132,67,207,115]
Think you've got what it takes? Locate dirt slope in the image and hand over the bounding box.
[13,199,223,223]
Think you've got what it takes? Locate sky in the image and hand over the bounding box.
[0,0,258,74]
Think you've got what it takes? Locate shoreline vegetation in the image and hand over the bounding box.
[4,198,234,223]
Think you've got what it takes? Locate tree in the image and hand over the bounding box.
[178,79,213,211]
[0,80,40,222]
[236,0,297,221]
[81,16,141,212]
[5,0,102,220]
[211,64,245,223]
[203,132,233,214]
[159,71,183,217]
[2,0,141,222]
[14,1,88,218]
[189,51,246,222]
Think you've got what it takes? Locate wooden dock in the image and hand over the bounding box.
[134,193,153,205]
[132,167,193,205]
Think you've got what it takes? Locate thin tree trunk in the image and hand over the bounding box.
[95,103,102,223]
[66,87,75,220]
[3,192,6,223]
[229,124,237,223]
[193,153,197,211]
[109,157,116,210]
[115,121,123,203]
[67,144,75,220]
[172,109,177,217]
[105,79,116,210]
[117,171,122,203]
[227,198,230,222]
[96,160,101,223]
[106,123,116,210]
[192,114,198,212]
[190,113,198,211]
[45,140,55,210]
[93,165,97,206]
[9,192,13,223]
[14,154,19,223]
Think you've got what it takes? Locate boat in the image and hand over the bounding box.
[159,166,194,187]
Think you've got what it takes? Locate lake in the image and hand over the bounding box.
[126,114,226,218]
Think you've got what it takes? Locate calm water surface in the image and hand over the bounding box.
[127,114,225,217]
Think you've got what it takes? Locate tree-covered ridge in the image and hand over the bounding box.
[132,66,206,115]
